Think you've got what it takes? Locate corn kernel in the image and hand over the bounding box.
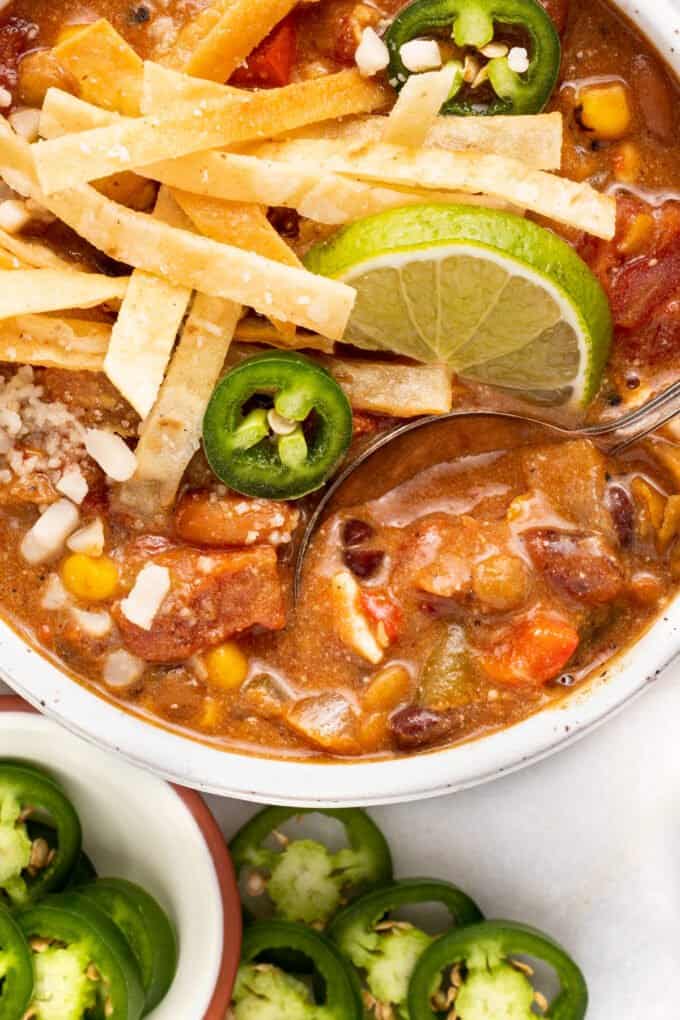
[61,553,119,602]
[204,642,248,691]
[611,141,641,183]
[580,83,632,140]
[617,213,654,256]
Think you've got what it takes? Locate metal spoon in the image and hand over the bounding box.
[294,379,680,596]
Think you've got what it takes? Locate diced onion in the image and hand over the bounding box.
[399,39,442,73]
[56,464,89,504]
[355,27,390,77]
[21,499,80,564]
[85,428,137,482]
[71,607,112,637]
[120,562,171,630]
[67,517,105,556]
[102,649,144,688]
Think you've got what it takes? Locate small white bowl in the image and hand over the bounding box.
[0,697,242,1019]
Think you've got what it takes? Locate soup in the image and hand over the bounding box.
[0,0,677,759]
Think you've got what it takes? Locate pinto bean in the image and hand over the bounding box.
[174,490,299,547]
[390,704,463,751]
[524,528,625,605]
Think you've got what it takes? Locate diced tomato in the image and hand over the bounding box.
[360,591,403,644]
[230,14,297,88]
[482,611,579,686]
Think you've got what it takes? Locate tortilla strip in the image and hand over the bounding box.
[0,316,110,371]
[383,66,458,147]
[104,188,193,419]
[39,91,521,222]
[316,357,453,416]
[234,318,334,354]
[162,0,298,83]
[119,293,240,512]
[0,270,128,318]
[53,19,143,116]
[33,69,388,194]
[249,140,616,238]
[290,112,563,171]
[0,121,356,338]
[170,190,301,267]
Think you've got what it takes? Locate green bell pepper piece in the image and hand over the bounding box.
[385,0,561,115]
[408,919,588,1020]
[203,351,353,500]
[329,878,483,1019]
[230,806,393,926]
[233,920,363,1020]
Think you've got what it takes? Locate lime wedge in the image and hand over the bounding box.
[305,205,612,408]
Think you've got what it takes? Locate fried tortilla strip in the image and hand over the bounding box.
[53,19,144,115]
[33,68,388,194]
[39,91,521,222]
[0,315,109,370]
[161,0,298,83]
[104,187,193,419]
[0,270,128,317]
[250,139,616,239]
[234,318,334,353]
[317,357,453,416]
[383,65,458,147]
[119,293,240,512]
[0,120,356,338]
[290,112,563,171]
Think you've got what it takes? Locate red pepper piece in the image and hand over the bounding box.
[230,14,297,88]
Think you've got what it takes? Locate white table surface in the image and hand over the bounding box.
[3,663,679,1018]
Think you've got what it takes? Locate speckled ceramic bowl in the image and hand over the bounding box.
[1,0,679,807]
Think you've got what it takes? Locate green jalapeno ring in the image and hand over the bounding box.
[408,919,588,1020]
[0,904,33,1020]
[17,892,146,1020]
[0,764,82,907]
[385,0,561,116]
[203,351,353,500]
[78,878,178,1016]
[329,879,484,1017]
[235,919,364,1020]
[230,806,393,926]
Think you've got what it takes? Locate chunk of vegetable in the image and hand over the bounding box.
[61,553,119,602]
[472,554,531,611]
[482,611,579,685]
[580,83,632,140]
[418,624,474,711]
[524,528,624,605]
[204,641,249,691]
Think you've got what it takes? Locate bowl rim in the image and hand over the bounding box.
[0,694,243,1018]
[0,0,679,808]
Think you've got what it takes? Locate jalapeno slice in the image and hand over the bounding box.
[203,351,353,500]
[17,892,146,1020]
[385,0,561,115]
[78,878,177,1015]
[408,919,588,1020]
[329,878,483,1018]
[230,806,393,926]
[233,920,363,1020]
[0,904,33,1020]
[0,764,82,907]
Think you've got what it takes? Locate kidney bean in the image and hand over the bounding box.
[632,55,675,143]
[390,705,462,751]
[342,517,374,547]
[605,485,635,548]
[524,528,625,605]
[343,547,385,579]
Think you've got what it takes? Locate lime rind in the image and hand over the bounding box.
[304,205,612,408]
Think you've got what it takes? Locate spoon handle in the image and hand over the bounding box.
[586,380,680,453]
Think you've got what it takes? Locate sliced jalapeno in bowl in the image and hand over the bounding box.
[408,919,588,1020]
[233,919,363,1020]
[385,0,561,115]
[0,764,82,908]
[0,904,33,1020]
[17,892,146,1020]
[78,878,178,1015]
[329,878,484,1018]
[230,806,393,926]
[203,351,353,500]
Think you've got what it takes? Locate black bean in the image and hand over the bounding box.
[343,547,384,579]
[129,4,150,22]
[341,518,374,547]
